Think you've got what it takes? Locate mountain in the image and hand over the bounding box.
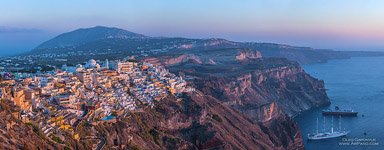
[28,26,384,64]
[34,26,147,50]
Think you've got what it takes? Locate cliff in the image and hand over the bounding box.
[144,52,323,150]
[0,99,81,150]
[0,89,305,150]
[75,93,303,150]
[163,50,330,118]
[236,49,262,62]
[192,64,330,119]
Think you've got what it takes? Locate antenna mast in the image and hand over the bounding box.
[331,116,334,133]
[316,117,319,134]
[323,116,326,132]
[339,115,341,131]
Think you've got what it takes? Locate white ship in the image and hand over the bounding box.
[307,116,349,140]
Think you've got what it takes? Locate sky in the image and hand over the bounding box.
[1,0,384,56]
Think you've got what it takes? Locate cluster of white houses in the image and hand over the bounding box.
[0,58,188,141]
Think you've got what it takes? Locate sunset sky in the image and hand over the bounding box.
[1,0,384,55]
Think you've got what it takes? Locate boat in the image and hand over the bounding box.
[322,106,358,116]
[308,116,349,140]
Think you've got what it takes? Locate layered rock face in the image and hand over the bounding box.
[76,93,303,150]
[165,51,329,117]
[236,49,262,61]
[194,64,330,120]
[161,50,329,149]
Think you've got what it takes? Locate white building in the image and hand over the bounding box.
[117,61,135,73]
[85,59,99,69]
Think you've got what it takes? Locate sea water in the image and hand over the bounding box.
[296,56,384,150]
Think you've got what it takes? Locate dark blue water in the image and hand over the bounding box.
[296,56,384,150]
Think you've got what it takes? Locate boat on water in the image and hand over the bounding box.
[308,116,349,140]
[322,106,358,116]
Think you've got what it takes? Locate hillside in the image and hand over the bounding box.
[27,26,384,64]
[33,26,147,52]
[0,99,81,149]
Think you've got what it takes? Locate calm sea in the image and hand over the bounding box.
[296,56,384,150]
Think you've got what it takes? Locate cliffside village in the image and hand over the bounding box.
[0,58,189,142]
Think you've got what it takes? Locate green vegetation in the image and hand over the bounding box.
[131,145,140,150]
[180,93,201,115]
[41,65,55,72]
[128,59,138,62]
[162,136,181,150]
[212,114,223,123]
[50,135,64,144]
[181,121,215,148]
[111,111,118,117]
[149,128,160,145]
[25,122,40,133]
[18,68,38,73]
[25,122,34,126]
[167,137,177,144]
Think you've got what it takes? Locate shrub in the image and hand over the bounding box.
[212,114,223,123]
